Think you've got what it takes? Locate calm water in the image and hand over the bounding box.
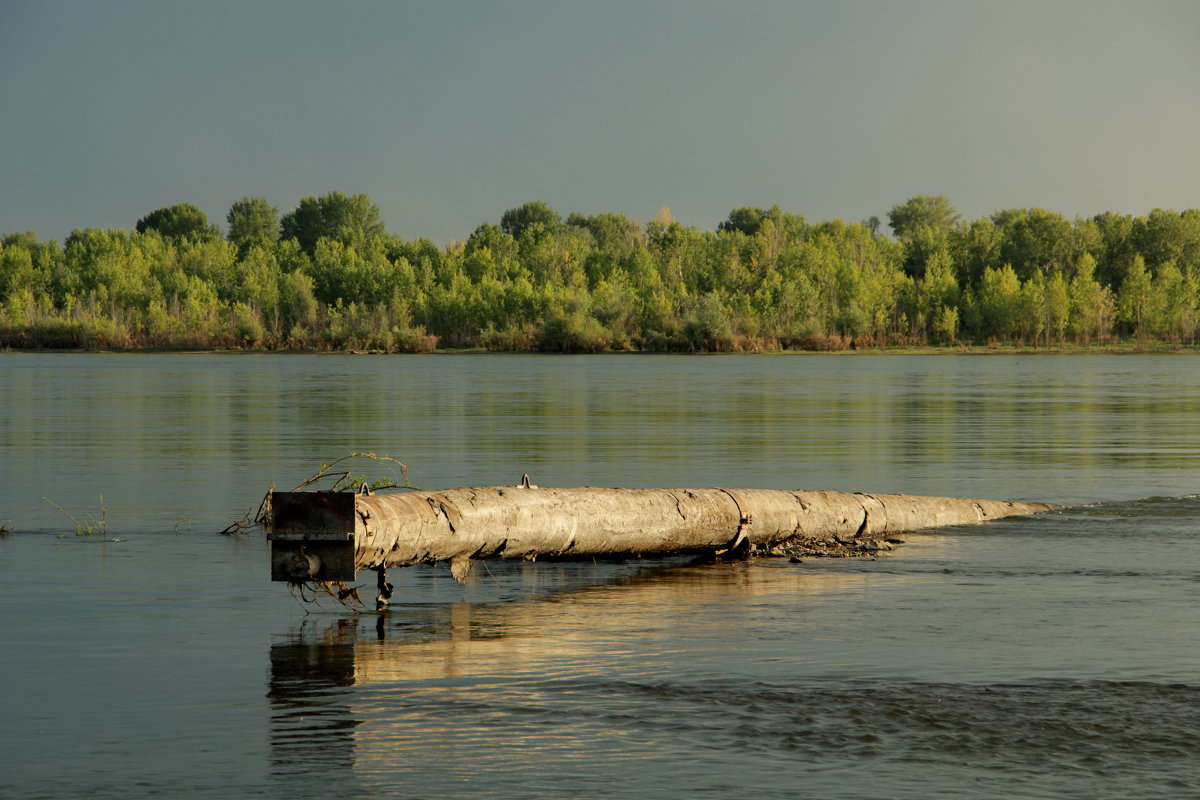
[0,352,1197,799]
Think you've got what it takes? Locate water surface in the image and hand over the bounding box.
[1,353,1197,798]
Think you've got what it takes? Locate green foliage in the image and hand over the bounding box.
[4,193,1200,352]
[136,203,219,241]
[717,206,802,238]
[226,196,279,250]
[1046,271,1070,343]
[975,265,1022,340]
[230,302,266,346]
[280,192,385,254]
[1091,212,1137,288]
[990,208,1073,280]
[681,293,733,350]
[949,217,1000,287]
[1117,255,1153,337]
[0,241,41,301]
[888,195,959,241]
[1134,209,1200,273]
[500,201,560,242]
[1067,254,1114,343]
[916,249,960,340]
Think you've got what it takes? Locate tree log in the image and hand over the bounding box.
[267,485,1054,583]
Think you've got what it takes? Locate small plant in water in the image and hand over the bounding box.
[43,496,108,537]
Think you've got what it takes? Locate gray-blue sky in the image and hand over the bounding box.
[2,0,1198,243]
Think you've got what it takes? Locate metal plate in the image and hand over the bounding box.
[268,491,356,540]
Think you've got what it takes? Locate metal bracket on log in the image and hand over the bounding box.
[268,491,357,581]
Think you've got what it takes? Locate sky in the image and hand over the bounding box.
[2,0,1199,244]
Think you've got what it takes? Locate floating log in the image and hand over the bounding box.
[267,482,1054,584]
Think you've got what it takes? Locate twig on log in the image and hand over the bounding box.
[292,452,410,492]
[218,452,413,535]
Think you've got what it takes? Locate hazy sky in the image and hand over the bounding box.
[3,0,1198,243]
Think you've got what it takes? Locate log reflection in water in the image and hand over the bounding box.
[270,554,945,786]
[351,557,926,685]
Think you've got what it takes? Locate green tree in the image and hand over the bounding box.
[887,195,959,241]
[464,223,520,280]
[1092,211,1137,288]
[135,203,219,241]
[576,211,646,257]
[233,245,282,325]
[975,265,1022,340]
[230,302,265,346]
[901,224,952,279]
[647,213,703,287]
[990,208,1073,280]
[226,196,278,250]
[590,273,638,341]
[680,292,733,350]
[59,228,159,311]
[1134,209,1200,273]
[307,238,414,307]
[280,192,385,254]
[931,305,959,343]
[1045,271,1070,344]
[0,241,48,301]
[1067,254,1113,343]
[916,248,959,340]
[279,270,319,333]
[949,217,1000,288]
[500,201,560,242]
[1018,271,1047,344]
[1069,216,1103,267]
[719,206,778,237]
[1148,262,1197,341]
[1,232,59,299]
[1117,255,1153,337]
[176,237,239,300]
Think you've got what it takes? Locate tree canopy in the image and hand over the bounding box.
[887,195,959,241]
[135,203,219,241]
[3,193,1199,353]
[280,191,385,254]
[226,196,278,249]
[500,201,560,241]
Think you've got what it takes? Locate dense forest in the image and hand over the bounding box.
[2,193,1198,352]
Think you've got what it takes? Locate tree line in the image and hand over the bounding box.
[2,193,1198,352]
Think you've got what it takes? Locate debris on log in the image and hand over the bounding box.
[267,481,1054,586]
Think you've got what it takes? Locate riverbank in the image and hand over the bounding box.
[3,339,1199,356]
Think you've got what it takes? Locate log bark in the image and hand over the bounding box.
[267,485,1054,583]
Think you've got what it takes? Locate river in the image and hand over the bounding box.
[0,352,1196,798]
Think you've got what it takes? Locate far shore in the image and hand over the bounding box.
[3,341,1198,357]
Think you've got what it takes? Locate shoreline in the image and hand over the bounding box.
[2,341,1198,356]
